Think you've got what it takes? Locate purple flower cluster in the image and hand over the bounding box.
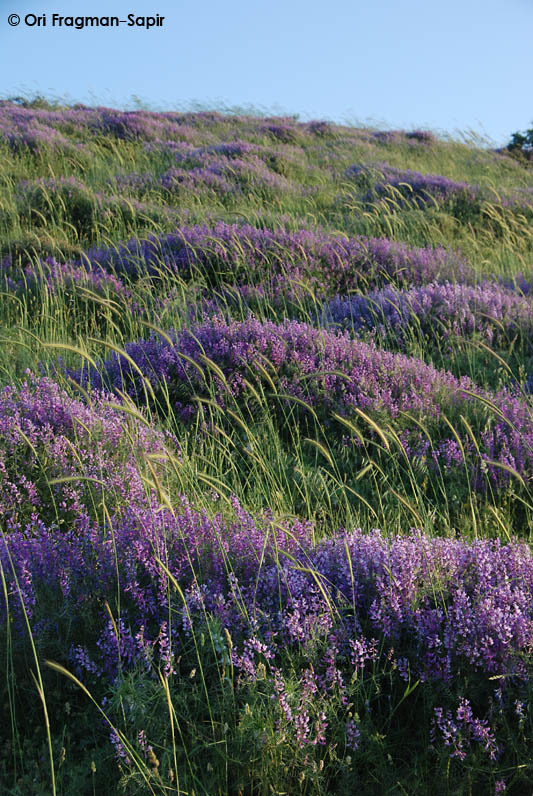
[0,103,209,152]
[346,161,533,214]
[70,317,533,488]
[161,165,240,198]
[323,280,533,348]
[0,104,81,153]
[202,140,262,158]
[74,316,467,413]
[432,698,499,760]
[1,254,131,301]
[0,103,353,158]
[107,171,159,195]
[346,162,479,209]
[161,138,304,170]
[1,482,531,686]
[159,157,293,197]
[110,141,300,202]
[109,167,239,200]
[142,140,200,159]
[503,186,533,210]
[0,374,171,534]
[90,108,197,142]
[260,122,303,144]
[371,130,436,145]
[500,272,532,297]
[84,222,470,292]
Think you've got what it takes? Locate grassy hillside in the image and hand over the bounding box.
[0,99,532,795]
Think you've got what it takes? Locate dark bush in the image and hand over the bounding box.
[506,124,533,161]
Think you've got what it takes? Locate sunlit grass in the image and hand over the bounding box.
[0,102,531,794]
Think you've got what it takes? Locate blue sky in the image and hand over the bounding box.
[1,0,532,145]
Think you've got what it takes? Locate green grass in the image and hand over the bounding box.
[0,102,532,794]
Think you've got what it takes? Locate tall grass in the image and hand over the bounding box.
[0,102,532,794]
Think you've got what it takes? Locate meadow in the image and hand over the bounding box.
[0,98,532,795]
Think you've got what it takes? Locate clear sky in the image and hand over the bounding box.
[0,0,532,146]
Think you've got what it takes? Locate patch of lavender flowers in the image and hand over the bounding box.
[1,489,532,686]
[346,161,533,215]
[1,254,132,300]
[83,222,470,294]
[323,280,533,349]
[110,147,298,202]
[500,272,532,297]
[70,318,533,489]
[346,162,479,209]
[0,374,173,533]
